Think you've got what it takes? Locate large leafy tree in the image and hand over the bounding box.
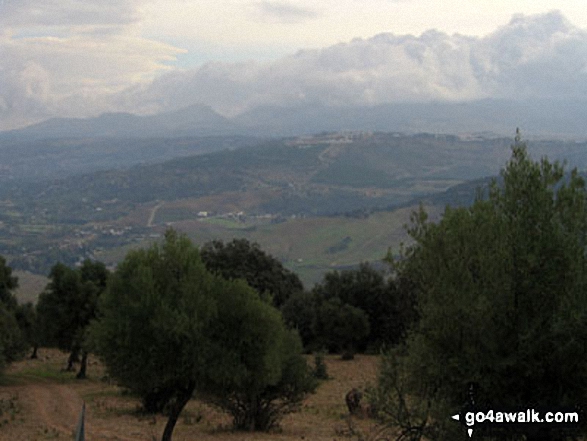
[201,238,304,307]
[312,297,370,358]
[283,263,416,354]
[36,259,108,378]
[90,230,315,441]
[312,263,416,350]
[374,141,587,441]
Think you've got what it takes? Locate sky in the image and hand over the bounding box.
[1,0,587,130]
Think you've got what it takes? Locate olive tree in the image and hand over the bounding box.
[90,230,315,441]
[36,260,108,378]
[0,256,18,310]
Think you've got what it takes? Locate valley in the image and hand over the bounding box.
[2,129,587,298]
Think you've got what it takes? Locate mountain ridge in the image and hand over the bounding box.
[0,104,238,139]
[4,99,587,141]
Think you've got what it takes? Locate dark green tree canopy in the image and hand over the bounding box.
[0,255,18,310]
[14,302,39,355]
[312,262,415,350]
[36,259,109,376]
[0,256,25,375]
[281,290,318,349]
[201,238,303,307]
[0,302,27,373]
[376,142,587,440]
[312,297,370,356]
[91,230,315,441]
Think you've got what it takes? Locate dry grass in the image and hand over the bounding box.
[0,349,381,441]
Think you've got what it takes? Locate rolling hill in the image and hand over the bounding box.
[3,130,587,291]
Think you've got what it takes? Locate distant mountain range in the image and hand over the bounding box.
[0,104,237,139]
[2,99,587,140]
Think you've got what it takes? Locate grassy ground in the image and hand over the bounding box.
[0,349,386,441]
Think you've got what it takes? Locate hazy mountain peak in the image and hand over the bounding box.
[3,104,234,139]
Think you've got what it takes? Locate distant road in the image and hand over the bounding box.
[147,202,164,227]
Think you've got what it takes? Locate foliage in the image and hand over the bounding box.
[0,303,27,375]
[201,238,304,307]
[205,328,317,431]
[312,297,370,358]
[14,302,40,358]
[377,142,587,440]
[367,347,449,441]
[281,290,318,349]
[36,259,108,376]
[0,258,25,376]
[313,263,416,351]
[283,263,417,355]
[90,230,315,440]
[0,256,18,310]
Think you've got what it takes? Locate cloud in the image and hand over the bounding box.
[115,33,481,117]
[117,10,587,118]
[0,0,141,28]
[2,9,587,130]
[254,1,319,24]
[0,0,186,129]
[0,33,184,126]
[472,11,587,99]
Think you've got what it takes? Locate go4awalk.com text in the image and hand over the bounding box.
[451,407,581,438]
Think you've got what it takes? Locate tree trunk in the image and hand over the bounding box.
[76,351,88,379]
[66,348,79,371]
[161,382,195,441]
[30,345,38,359]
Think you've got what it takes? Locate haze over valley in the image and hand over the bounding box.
[1,4,587,291]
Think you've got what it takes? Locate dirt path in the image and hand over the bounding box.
[23,382,83,435]
[1,351,380,441]
[0,381,141,441]
[147,201,164,227]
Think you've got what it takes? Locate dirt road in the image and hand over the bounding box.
[0,379,143,441]
[147,202,164,227]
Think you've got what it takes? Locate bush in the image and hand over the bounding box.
[207,329,317,431]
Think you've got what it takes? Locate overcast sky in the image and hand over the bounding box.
[1,1,587,129]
